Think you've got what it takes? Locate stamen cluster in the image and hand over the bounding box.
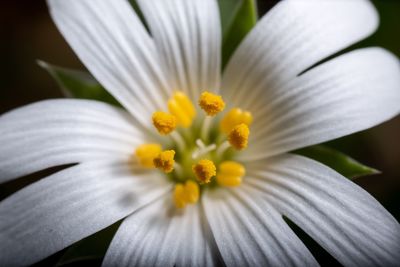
[134,91,253,208]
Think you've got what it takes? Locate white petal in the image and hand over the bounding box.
[48,0,170,127]
[103,197,220,267]
[222,0,378,104]
[0,160,171,266]
[245,154,400,266]
[137,0,221,100]
[203,188,318,267]
[0,99,145,183]
[240,48,400,161]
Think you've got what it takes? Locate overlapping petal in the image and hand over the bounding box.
[103,197,221,267]
[137,0,221,101]
[244,154,400,266]
[222,0,378,104]
[203,187,318,267]
[48,0,171,127]
[0,160,171,266]
[0,99,146,183]
[237,48,400,161]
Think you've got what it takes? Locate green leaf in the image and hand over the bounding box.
[294,145,379,179]
[219,0,258,69]
[38,61,120,107]
[56,221,121,266]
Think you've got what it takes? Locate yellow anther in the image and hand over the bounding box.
[135,143,162,168]
[228,123,250,150]
[217,161,245,187]
[168,91,196,127]
[153,150,175,173]
[192,159,216,184]
[220,108,253,134]
[198,91,225,116]
[183,180,200,203]
[173,180,200,208]
[152,111,177,135]
[173,184,187,208]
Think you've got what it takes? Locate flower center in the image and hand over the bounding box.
[134,91,252,208]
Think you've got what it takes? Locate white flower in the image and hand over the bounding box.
[1,0,400,266]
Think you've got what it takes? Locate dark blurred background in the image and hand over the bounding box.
[0,0,399,266]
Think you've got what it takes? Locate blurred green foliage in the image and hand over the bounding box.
[368,0,400,57]
[56,222,121,266]
[219,0,258,68]
[39,61,120,106]
[295,145,379,179]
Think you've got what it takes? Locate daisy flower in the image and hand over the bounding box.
[1,0,400,266]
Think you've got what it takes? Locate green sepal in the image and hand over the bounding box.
[219,0,258,69]
[38,61,120,107]
[294,145,379,179]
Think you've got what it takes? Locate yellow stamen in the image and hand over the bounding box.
[228,123,250,150]
[168,91,196,127]
[192,159,216,184]
[198,91,225,116]
[135,143,162,168]
[152,111,177,135]
[173,184,187,208]
[183,180,199,203]
[217,161,245,187]
[173,180,200,208]
[153,150,175,173]
[220,108,253,134]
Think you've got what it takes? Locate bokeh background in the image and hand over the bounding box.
[0,0,399,266]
